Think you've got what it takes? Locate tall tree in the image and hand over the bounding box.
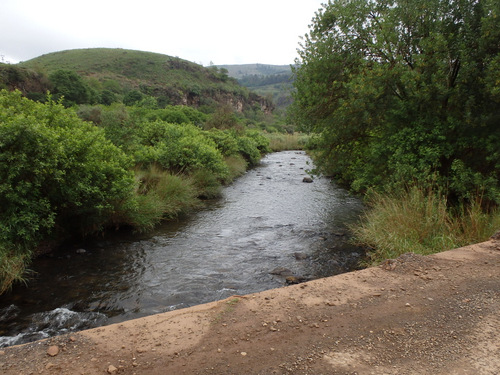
[290,0,500,203]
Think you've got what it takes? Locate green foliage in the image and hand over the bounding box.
[48,69,93,106]
[205,105,241,129]
[236,136,262,167]
[0,90,135,287]
[123,89,144,106]
[291,0,500,205]
[245,130,271,154]
[0,63,276,292]
[120,165,199,231]
[134,120,229,179]
[204,129,240,157]
[265,133,310,152]
[137,105,208,126]
[353,187,500,264]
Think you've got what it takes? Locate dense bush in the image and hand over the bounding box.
[0,90,135,291]
[139,106,208,126]
[245,130,271,154]
[204,129,240,157]
[236,136,262,166]
[49,69,97,107]
[133,120,229,178]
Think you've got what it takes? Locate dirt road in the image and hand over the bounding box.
[1,239,499,374]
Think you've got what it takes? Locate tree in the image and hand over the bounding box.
[205,105,240,130]
[48,69,91,106]
[123,89,144,106]
[290,0,500,204]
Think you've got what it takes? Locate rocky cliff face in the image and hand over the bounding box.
[0,65,51,97]
[144,84,274,114]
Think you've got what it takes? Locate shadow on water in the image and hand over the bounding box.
[0,151,365,347]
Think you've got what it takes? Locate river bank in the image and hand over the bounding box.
[0,151,364,346]
[1,238,498,374]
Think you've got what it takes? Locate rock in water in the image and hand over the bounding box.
[269,267,294,276]
[294,252,309,260]
[286,276,307,285]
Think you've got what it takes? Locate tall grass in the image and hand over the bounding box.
[119,165,200,232]
[224,155,248,181]
[265,133,310,151]
[117,155,251,231]
[0,247,30,294]
[352,186,500,265]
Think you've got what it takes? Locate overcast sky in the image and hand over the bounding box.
[1,0,325,66]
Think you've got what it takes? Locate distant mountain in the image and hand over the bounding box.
[215,64,292,80]
[216,63,294,112]
[6,48,273,113]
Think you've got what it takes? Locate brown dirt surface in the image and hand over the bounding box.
[1,240,499,375]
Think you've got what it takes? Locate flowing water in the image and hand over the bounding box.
[0,151,364,347]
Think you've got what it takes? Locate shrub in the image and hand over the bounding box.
[236,136,261,166]
[204,129,240,157]
[0,90,135,289]
[245,130,271,154]
[134,120,229,179]
[48,69,92,106]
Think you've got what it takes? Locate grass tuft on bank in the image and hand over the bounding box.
[0,247,31,294]
[265,133,310,151]
[353,186,500,265]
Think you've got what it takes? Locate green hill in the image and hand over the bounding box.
[8,48,273,113]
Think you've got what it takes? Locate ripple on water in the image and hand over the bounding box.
[0,151,364,346]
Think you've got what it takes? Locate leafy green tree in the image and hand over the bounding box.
[123,89,144,106]
[290,0,500,204]
[48,69,91,106]
[100,89,117,105]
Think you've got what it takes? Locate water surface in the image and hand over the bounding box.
[0,151,364,346]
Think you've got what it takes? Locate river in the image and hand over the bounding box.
[0,151,364,347]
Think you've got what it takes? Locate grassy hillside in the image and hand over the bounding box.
[21,49,229,89]
[15,48,273,112]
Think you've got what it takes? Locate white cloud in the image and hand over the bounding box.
[1,0,324,65]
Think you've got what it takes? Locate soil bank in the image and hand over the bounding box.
[1,239,499,374]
